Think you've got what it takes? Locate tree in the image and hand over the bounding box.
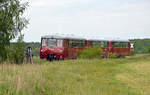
[0,0,28,62]
[14,34,26,64]
[9,34,26,64]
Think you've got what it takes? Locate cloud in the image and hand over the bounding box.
[24,0,150,42]
[31,0,93,8]
[31,0,46,7]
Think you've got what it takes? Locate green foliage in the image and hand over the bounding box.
[148,48,150,54]
[108,53,119,58]
[0,46,9,61]
[9,34,26,64]
[10,42,41,57]
[133,39,150,54]
[78,46,102,59]
[26,42,40,56]
[0,0,28,62]
[130,50,135,56]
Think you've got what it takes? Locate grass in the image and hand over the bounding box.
[0,54,150,95]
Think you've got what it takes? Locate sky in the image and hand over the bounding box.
[23,0,150,42]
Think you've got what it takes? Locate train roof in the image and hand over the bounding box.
[88,39,108,42]
[41,35,129,42]
[41,35,86,40]
[88,38,129,43]
[110,39,130,43]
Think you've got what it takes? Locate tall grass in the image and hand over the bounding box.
[0,54,150,95]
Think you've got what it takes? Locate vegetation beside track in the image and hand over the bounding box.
[0,54,150,95]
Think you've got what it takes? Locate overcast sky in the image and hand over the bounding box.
[23,0,150,42]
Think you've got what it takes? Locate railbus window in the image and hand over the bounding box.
[57,40,63,47]
[93,41,101,47]
[64,40,69,47]
[69,40,85,48]
[113,42,128,48]
[89,41,93,47]
[122,43,129,48]
[92,41,108,48]
[42,39,47,46]
[101,42,108,48]
[101,42,104,47]
[48,39,57,47]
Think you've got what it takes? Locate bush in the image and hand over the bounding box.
[108,53,119,58]
[130,50,135,56]
[148,48,150,54]
[8,34,26,64]
[78,46,102,59]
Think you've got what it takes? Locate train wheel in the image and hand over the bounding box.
[56,56,60,61]
[47,54,53,61]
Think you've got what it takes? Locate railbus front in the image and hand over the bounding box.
[40,36,64,61]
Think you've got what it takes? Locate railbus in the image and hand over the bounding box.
[40,35,131,61]
[40,35,86,61]
[86,39,130,57]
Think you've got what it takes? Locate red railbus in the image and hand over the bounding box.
[87,39,131,57]
[40,35,131,60]
[109,40,131,56]
[40,35,86,61]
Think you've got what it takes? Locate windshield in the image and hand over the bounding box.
[57,40,63,47]
[48,39,57,47]
[42,39,47,46]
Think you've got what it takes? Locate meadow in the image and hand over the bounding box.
[0,54,150,95]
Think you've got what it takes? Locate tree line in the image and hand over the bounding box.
[133,39,150,54]
[10,42,41,57]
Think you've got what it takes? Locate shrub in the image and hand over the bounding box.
[108,53,119,58]
[130,50,135,56]
[78,46,102,59]
[148,48,150,54]
[8,34,26,64]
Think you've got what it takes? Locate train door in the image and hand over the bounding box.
[40,38,48,58]
[68,40,78,58]
[64,39,76,59]
[110,41,114,53]
[101,41,109,57]
[63,39,69,58]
